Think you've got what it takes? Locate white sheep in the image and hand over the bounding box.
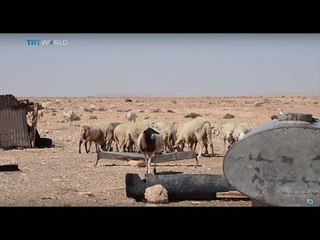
[156,121,177,153]
[137,127,164,174]
[175,123,197,152]
[113,123,133,152]
[232,122,251,142]
[174,117,214,159]
[221,121,237,154]
[79,125,106,154]
[125,110,137,122]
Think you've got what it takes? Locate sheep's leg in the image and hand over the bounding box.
[144,155,149,174]
[197,143,202,159]
[153,156,157,174]
[147,155,152,174]
[85,141,89,153]
[209,142,214,157]
[106,139,112,151]
[88,141,92,153]
[204,142,208,155]
[115,143,119,152]
[193,141,198,151]
[195,156,199,167]
[79,140,83,154]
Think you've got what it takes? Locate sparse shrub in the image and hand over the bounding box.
[144,116,150,119]
[84,108,93,113]
[167,110,175,113]
[139,110,145,113]
[223,113,235,119]
[89,115,98,120]
[172,100,177,104]
[98,107,106,111]
[63,111,80,121]
[52,113,56,116]
[125,98,133,102]
[255,102,263,107]
[314,102,318,105]
[184,112,202,119]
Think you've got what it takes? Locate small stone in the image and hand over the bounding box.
[144,184,169,204]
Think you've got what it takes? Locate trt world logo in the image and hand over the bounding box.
[26,39,68,46]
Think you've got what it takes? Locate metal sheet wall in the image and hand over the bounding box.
[0,109,30,148]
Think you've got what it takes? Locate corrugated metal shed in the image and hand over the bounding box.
[0,94,31,149]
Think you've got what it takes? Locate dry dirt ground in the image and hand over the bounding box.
[1,95,320,207]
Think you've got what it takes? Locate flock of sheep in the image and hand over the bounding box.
[78,110,253,173]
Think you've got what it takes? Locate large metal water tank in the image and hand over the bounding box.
[223,113,320,206]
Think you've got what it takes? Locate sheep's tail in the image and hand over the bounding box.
[84,126,91,139]
[194,118,209,132]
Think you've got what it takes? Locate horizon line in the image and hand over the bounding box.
[15,92,320,98]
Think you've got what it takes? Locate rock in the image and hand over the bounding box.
[78,192,95,197]
[144,184,169,204]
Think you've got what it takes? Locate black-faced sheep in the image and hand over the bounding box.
[124,120,159,152]
[79,125,106,154]
[137,128,164,174]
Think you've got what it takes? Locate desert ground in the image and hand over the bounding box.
[1,95,320,207]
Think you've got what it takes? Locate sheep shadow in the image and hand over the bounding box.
[155,163,203,168]
[36,137,54,148]
[200,153,223,158]
[153,171,184,175]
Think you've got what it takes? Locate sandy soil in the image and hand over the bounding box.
[1,95,320,206]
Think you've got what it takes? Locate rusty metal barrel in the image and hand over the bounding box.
[223,113,320,206]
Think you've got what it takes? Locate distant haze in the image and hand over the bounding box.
[0,34,319,97]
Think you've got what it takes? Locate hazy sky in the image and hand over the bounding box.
[0,34,319,97]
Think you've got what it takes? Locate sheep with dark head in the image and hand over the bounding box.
[137,128,164,174]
